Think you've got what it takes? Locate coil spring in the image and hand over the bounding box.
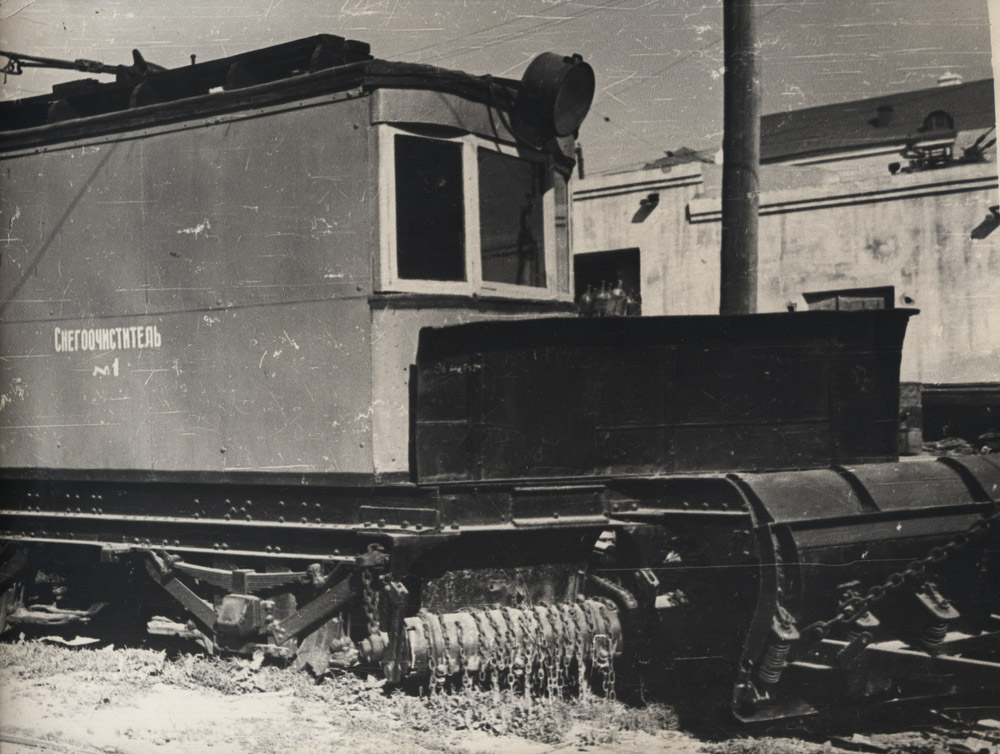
[757,636,792,685]
[920,620,948,651]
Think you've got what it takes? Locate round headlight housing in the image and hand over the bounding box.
[520,52,595,137]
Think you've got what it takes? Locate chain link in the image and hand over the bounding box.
[417,611,440,700]
[440,610,455,690]
[361,567,381,637]
[606,637,617,701]
[486,609,508,676]
[517,609,537,698]
[555,604,573,697]
[572,606,589,697]
[532,608,552,697]
[546,608,558,697]
[456,619,472,694]
[597,602,617,700]
[501,607,519,694]
[471,610,491,684]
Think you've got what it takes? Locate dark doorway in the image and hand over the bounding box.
[574,248,641,303]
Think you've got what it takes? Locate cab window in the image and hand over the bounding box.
[394,134,466,281]
[477,148,546,288]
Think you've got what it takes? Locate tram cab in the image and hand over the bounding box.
[0,37,594,481]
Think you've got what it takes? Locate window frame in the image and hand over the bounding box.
[377,124,563,301]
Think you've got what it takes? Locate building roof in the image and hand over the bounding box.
[760,79,995,163]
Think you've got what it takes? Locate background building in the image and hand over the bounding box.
[572,77,1000,447]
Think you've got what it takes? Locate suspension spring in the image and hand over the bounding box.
[757,607,800,685]
[757,636,793,685]
[920,620,949,652]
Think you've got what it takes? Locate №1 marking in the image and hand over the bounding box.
[92,358,120,378]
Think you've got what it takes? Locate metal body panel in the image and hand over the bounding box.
[1,96,376,474]
[738,456,999,527]
[738,456,995,562]
[370,297,574,476]
[1,95,373,318]
[0,471,610,562]
[414,309,914,482]
[942,454,1000,498]
[371,88,519,144]
[734,457,998,642]
[843,460,995,511]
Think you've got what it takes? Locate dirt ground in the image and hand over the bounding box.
[1,639,998,754]
[0,638,697,754]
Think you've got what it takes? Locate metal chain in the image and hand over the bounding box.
[532,608,551,695]
[582,599,598,638]
[571,605,589,697]
[361,568,381,636]
[486,609,508,675]
[532,610,548,691]
[485,609,507,700]
[471,610,492,685]
[606,637,618,701]
[581,600,598,690]
[517,609,538,698]
[591,602,613,700]
[553,604,572,697]
[440,611,454,690]
[456,619,472,693]
[803,503,1000,641]
[595,601,618,700]
[418,611,439,699]
[485,610,503,704]
[501,607,519,694]
[544,605,562,698]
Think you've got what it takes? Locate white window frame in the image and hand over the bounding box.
[377,124,564,301]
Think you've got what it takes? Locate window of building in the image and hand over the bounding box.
[802,285,895,311]
[394,135,466,281]
[921,110,954,132]
[477,148,546,287]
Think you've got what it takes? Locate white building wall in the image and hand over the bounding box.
[572,161,1000,384]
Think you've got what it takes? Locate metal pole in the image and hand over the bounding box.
[719,0,760,315]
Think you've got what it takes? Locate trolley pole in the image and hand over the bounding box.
[719,0,760,315]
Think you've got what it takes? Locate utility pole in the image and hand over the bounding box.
[719,0,760,315]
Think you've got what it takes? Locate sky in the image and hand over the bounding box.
[0,0,994,174]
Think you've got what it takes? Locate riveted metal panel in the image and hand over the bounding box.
[1,96,376,474]
[414,309,914,481]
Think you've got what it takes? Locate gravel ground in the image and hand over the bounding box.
[1,639,998,754]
